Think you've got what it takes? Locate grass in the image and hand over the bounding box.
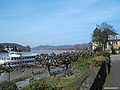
[21,76,75,90]
[63,71,90,90]
[52,77,75,87]
[11,68,46,83]
[11,66,56,83]
[11,74,32,83]
[42,77,75,88]
[72,58,97,73]
[0,81,17,90]
[0,66,56,90]
[22,69,90,90]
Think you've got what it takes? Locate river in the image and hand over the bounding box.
[0,49,74,57]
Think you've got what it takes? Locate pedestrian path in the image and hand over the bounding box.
[104,55,120,90]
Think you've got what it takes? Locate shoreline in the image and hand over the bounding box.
[0,51,31,55]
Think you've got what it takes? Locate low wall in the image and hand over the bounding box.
[62,67,100,90]
[62,61,110,90]
[90,61,110,90]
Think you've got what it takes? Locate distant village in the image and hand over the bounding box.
[0,43,31,53]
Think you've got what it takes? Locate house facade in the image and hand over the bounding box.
[107,35,120,50]
[92,35,120,51]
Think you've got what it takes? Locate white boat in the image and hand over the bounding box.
[0,51,37,66]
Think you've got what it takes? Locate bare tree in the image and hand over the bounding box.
[92,23,117,51]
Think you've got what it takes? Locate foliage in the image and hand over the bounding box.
[72,58,90,72]
[22,77,74,90]
[118,46,120,54]
[93,56,106,66]
[11,74,32,83]
[96,51,110,58]
[62,71,90,90]
[118,46,120,50]
[0,44,5,52]
[72,54,109,72]
[95,51,110,65]
[92,23,117,51]
[94,44,103,53]
[92,28,102,43]
[111,45,116,54]
[0,81,17,90]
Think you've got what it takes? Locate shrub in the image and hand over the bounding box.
[94,45,103,53]
[72,58,90,72]
[93,56,106,66]
[101,51,110,58]
[0,81,17,90]
[118,46,120,54]
[96,51,110,58]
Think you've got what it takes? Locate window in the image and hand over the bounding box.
[113,41,116,45]
[96,42,98,44]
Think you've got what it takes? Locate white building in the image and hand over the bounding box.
[92,35,120,51]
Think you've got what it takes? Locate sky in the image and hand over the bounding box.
[0,0,120,47]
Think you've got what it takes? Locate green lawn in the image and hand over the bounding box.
[22,76,75,90]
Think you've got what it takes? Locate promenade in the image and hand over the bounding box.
[104,55,120,90]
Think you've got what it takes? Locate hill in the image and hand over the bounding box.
[33,43,92,50]
[33,45,74,50]
[0,43,31,52]
[1,43,24,48]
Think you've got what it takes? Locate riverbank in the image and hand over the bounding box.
[21,52,110,90]
[0,51,110,90]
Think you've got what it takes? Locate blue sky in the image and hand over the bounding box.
[0,0,120,47]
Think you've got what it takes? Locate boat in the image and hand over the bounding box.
[0,51,37,66]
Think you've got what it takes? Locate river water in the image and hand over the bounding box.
[0,49,74,57]
[0,50,73,83]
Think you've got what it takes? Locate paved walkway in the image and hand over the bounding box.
[104,55,120,90]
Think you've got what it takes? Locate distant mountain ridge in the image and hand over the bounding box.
[33,43,91,50]
[33,45,74,50]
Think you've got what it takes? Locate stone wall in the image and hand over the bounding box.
[62,61,110,90]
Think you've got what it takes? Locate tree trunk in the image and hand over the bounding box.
[47,66,51,76]
[31,66,34,76]
[65,64,69,75]
[8,71,10,82]
[66,64,69,70]
[8,65,10,82]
